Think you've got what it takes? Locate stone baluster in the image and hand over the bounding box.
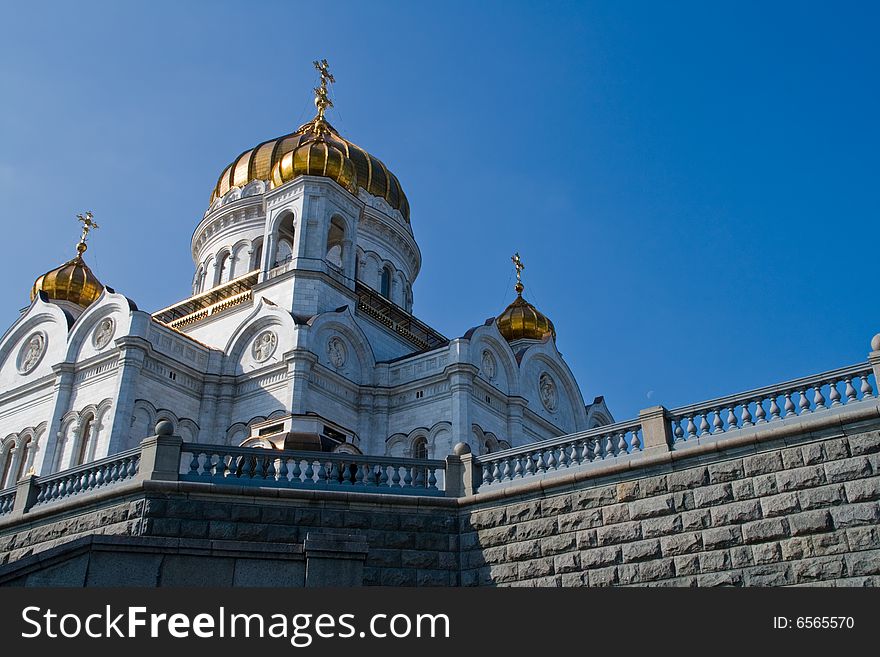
[813,384,827,411]
[685,415,697,439]
[798,389,811,414]
[699,413,711,436]
[829,380,842,407]
[783,392,796,417]
[712,409,724,434]
[726,407,739,431]
[844,377,857,403]
[741,402,753,427]
[545,448,557,472]
[754,398,767,423]
[860,374,875,399]
[768,396,781,420]
[630,428,642,453]
[672,419,685,443]
[513,456,523,479]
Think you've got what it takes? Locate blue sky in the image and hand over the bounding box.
[0,1,877,420]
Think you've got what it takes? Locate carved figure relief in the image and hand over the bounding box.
[252,330,278,363]
[92,317,115,350]
[481,350,497,381]
[539,371,558,412]
[18,332,46,374]
[327,336,347,368]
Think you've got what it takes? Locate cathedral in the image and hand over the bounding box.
[0,61,612,486]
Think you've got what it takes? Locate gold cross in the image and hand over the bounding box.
[511,252,525,294]
[312,59,335,124]
[76,211,99,254]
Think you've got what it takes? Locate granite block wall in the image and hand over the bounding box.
[459,430,880,586]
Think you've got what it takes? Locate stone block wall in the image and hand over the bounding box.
[0,490,460,587]
[459,430,880,586]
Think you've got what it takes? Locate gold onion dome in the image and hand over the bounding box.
[212,61,410,221]
[496,291,556,342]
[496,253,556,342]
[270,137,358,196]
[31,212,104,308]
[31,243,104,308]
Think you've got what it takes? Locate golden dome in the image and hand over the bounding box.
[496,291,556,342]
[212,117,410,221]
[496,253,555,342]
[31,243,104,308]
[270,137,359,195]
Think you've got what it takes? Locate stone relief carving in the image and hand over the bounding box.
[539,371,558,412]
[327,336,347,368]
[481,350,497,381]
[18,332,46,374]
[251,330,278,363]
[92,317,115,350]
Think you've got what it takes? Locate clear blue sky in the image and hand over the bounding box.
[1,1,877,421]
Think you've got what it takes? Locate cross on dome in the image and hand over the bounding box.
[76,211,99,255]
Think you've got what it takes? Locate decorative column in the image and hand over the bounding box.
[286,349,318,415]
[197,374,221,441]
[214,376,236,442]
[506,396,528,448]
[356,391,375,454]
[39,362,76,475]
[446,360,478,449]
[105,337,148,455]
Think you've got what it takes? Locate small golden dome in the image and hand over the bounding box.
[270,137,359,195]
[496,291,556,342]
[31,243,104,308]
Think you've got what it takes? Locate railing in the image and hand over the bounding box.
[167,290,252,329]
[31,447,141,508]
[0,360,877,517]
[153,271,259,326]
[476,420,644,488]
[667,363,876,446]
[355,282,447,351]
[180,443,446,496]
[0,488,14,516]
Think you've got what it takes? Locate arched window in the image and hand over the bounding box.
[412,436,428,487]
[380,266,392,298]
[217,252,230,284]
[15,437,32,481]
[276,239,293,264]
[76,417,95,466]
[0,446,13,488]
[484,439,494,454]
[326,217,345,269]
[252,243,263,272]
[274,212,295,267]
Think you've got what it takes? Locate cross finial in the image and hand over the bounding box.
[76,211,99,255]
[312,59,335,131]
[511,252,525,295]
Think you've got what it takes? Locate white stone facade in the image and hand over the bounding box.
[0,169,609,485]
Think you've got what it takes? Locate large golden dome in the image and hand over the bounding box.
[31,243,104,308]
[211,116,410,221]
[270,137,359,195]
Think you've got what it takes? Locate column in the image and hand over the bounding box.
[39,363,76,475]
[105,338,148,455]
